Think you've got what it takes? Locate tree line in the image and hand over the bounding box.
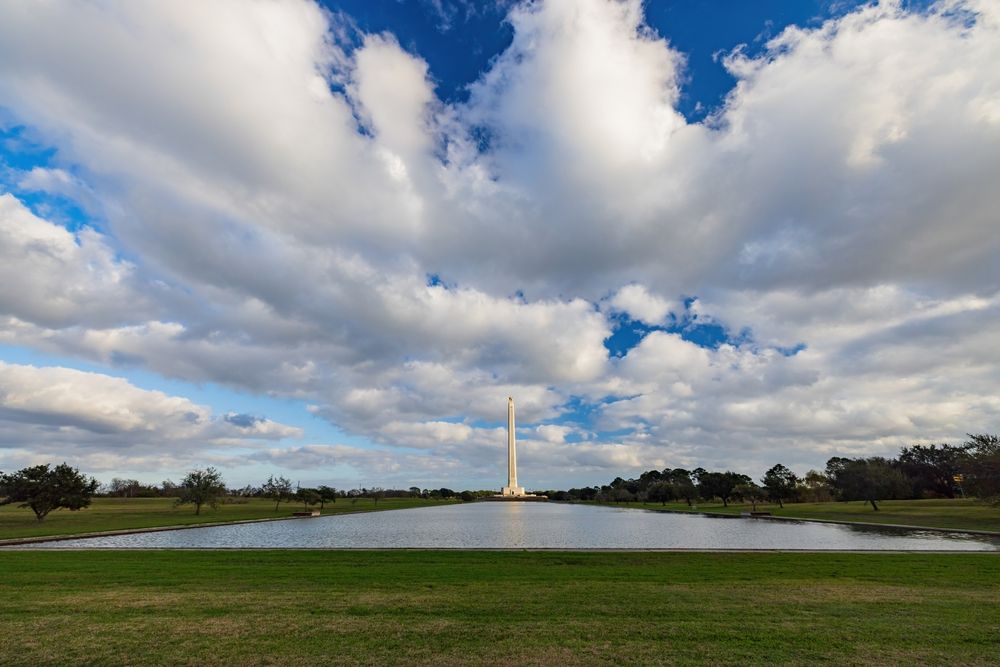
[537,434,1000,511]
[3,433,997,521]
[0,465,467,522]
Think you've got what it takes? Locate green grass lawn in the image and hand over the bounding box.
[610,498,1000,533]
[0,496,457,542]
[0,550,996,665]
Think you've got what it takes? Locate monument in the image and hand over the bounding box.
[489,397,546,501]
[501,396,525,497]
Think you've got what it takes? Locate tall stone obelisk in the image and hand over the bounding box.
[501,396,525,497]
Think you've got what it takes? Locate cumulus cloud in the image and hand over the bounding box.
[609,284,677,325]
[0,362,301,474]
[0,0,998,484]
[0,194,153,328]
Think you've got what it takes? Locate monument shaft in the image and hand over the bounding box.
[507,396,517,488]
[501,396,525,496]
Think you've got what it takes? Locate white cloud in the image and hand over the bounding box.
[535,424,574,444]
[16,167,90,202]
[0,194,152,328]
[0,362,301,474]
[608,284,676,325]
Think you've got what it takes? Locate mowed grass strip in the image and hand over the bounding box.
[0,497,457,541]
[0,551,997,666]
[605,498,1000,533]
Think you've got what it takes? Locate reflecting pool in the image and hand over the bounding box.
[12,502,1000,550]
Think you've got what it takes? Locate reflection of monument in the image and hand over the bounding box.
[501,396,525,497]
[490,397,546,501]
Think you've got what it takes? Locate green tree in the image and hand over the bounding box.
[108,478,141,498]
[697,471,748,507]
[316,485,338,509]
[898,444,964,498]
[175,467,226,515]
[637,469,663,492]
[262,475,293,511]
[734,481,764,511]
[611,487,634,503]
[799,470,833,502]
[666,469,697,506]
[962,434,1000,504]
[761,464,798,508]
[646,480,674,505]
[0,463,98,522]
[827,457,909,511]
[296,487,321,511]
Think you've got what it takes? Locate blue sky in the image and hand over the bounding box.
[0,0,997,490]
[323,1,919,118]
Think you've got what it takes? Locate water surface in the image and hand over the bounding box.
[13,502,1000,550]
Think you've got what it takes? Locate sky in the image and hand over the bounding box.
[0,0,998,491]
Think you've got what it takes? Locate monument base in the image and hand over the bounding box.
[501,485,525,497]
[482,494,549,502]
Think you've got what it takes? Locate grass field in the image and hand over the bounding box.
[0,550,996,665]
[0,496,457,541]
[608,498,1000,533]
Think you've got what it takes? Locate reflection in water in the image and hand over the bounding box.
[10,502,1000,550]
[499,502,527,546]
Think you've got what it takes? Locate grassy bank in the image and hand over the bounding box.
[0,550,997,665]
[605,498,1000,533]
[0,496,457,541]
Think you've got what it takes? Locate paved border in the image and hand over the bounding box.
[1,547,996,553]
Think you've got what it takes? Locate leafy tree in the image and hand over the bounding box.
[799,470,834,503]
[646,480,674,505]
[160,479,182,498]
[611,487,635,503]
[733,481,763,511]
[824,457,852,497]
[696,472,724,505]
[697,471,748,507]
[296,487,321,511]
[316,485,338,509]
[234,484,258,497]
[108,478,142,498]
[572,486,599,501]
[897,444,964,498]
[408,486,421,498]
[609,476,640,495]
[827,457,909,510]
[962,434,1000,504]
[665,469,697,506]
[262,475,293,511]
[0,463,98,522]
[761,464,798,508]
[637,469,663,492]
[175,467,226,515]
[459,490,475,502]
